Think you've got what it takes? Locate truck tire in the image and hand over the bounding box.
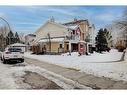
[3,59,8,64]
[1,57,3,61]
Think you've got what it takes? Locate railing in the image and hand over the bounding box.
[65,35,80,41]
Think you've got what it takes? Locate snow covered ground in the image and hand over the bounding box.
[0,61,88,89]
[24,49,127,81]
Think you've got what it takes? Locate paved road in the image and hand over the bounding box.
[25,57,127,89]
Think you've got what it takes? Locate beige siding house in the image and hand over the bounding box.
[34,21,68,42]
[33,21,70,53]
[32,19,94,54]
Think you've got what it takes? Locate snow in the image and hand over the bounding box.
[39,38,64,43]
[0,63,19,89]
[24,49,127,81]
[67,25,78,30]
[0,61,89,89]
[9,43,27,47]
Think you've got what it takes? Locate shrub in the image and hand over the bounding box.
[116,45,126,52]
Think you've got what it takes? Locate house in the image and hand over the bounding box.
[25,34,36,51]
[89,24,95,47]
[32,18,94,54]
[63,19,95,54]
[25,34,36,45]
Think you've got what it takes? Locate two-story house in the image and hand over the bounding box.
[63,19,92,54]
[32,18,93,54]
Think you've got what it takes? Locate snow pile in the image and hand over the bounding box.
[24,49,127,81]
[0,63,19,89]
[61,52,79,56]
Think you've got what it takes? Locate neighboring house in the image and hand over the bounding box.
[25,34,36,45]
[63,19,94,53]
[25,34,36,51]
[32,19,95,54]
[89,24,95,47]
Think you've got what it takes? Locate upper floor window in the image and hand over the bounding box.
[59,44,62,48]
[72,30,75,35]
[76,28,81,35]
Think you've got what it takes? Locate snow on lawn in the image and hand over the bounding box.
[24,49,127,81]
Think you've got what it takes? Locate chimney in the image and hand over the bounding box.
[74,18,77,22]
[50,16,55,22]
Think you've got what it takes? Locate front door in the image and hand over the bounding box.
[72,43,78,52]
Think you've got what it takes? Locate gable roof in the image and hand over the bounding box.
[34,21,71,35]
[63,19,89,26]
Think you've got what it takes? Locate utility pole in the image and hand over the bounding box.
[47,33,51,54]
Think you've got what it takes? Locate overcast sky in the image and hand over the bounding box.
[0,6,126,34]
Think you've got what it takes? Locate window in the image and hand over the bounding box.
[73,30,75,35]
[59,44,62,48]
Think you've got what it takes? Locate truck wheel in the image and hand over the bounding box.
[1,57,3,61]
[3,59,7,64]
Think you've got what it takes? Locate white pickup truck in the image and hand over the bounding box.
[1,47,24,64]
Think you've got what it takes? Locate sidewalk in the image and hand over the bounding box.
[25,57,127,89]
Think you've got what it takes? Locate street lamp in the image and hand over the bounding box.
[0,17,11,31]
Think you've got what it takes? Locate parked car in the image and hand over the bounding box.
[1,47,24,64]
[0,51,2,58]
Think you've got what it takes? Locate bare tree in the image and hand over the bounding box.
[116,7,127,47]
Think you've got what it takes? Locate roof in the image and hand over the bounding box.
[38,38,64,43]
[63,19,89,26]
[35,21,70,35]
[9,43,27,47]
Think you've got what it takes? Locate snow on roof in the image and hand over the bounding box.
[9,43,27,47]
[67,25,78,30]
[38,38,64,43]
